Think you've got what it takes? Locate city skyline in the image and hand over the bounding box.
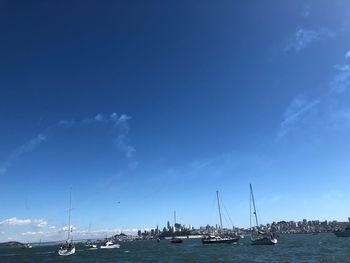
[1,0,350,242]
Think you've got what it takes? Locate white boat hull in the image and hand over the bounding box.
[58,247,76,256]
[100,244,120,249]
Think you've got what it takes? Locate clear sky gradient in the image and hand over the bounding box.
[0,0,350,242]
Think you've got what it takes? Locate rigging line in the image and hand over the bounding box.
[216,191,223,229]
[219,195,234,229]
[208,192,217,227]
[220,207,230,228]
[250,185,252,230]
[250,184,259,228]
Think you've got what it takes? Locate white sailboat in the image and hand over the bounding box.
[58,190,76,256]
[250,184,277,245]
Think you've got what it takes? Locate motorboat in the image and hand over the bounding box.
[100,241,120,249]
[85,241,98,249]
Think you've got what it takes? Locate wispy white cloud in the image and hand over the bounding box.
[33,219,47,228]
[345,50,350,59]
[285,28,335,52]
[330,64,350,94]
[21,231,44,236]
[0,218,48,228]
[278,96,321,138]
[278,51,350,137]
[0,134,47,176]
[0,217,32,226]
[302,3,311,18]
[0,112,137,175]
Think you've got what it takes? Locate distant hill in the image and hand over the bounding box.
[0,241,25,248]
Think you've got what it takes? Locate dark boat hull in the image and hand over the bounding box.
[202,237,239,244]
[334,230,350,237]
[171,238,183,243]
[251,237,277,245]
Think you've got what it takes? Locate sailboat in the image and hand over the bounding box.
[58,190,76,256]
[84,222,97,249]
[249,184,277,245]
[170,210,183,243]
[202,191,240,244]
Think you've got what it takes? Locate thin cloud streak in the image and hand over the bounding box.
[281,97,321,127]
[345,51,350,59]
[285,28,335,52]
[301,3,311,18]
[330,64,350,94]
[279,50,350,138]
[0,113,137,175]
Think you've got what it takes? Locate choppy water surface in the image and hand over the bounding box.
[1,234,350,262]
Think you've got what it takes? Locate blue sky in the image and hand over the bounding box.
[1,0,350,242]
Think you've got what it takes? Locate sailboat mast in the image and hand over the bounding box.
[250,184,259,227]
[174,210,176,226]
[67,189,72,240]
[216,190,223,229]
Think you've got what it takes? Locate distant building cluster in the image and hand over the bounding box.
[261,219,349,234]
[137,221,194,240]
[135,218,350,240]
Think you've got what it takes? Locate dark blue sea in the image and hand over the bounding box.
[1,234,349,262]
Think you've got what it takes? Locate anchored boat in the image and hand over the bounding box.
[58,190,76,256]
[201,191,240,244]
[100,240,120,249]
[249,184,277,245]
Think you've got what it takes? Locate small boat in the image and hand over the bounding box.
[23,243,32,249]
[85,240,97,249]
[58,190,76,256]
[251,232,277,245]
[201,235,239,244]
[170,237,183,243]
[334,227,350,237]
[249,184,277,245]
[100,241,120,249]
[58,241,76,256]
[202,191,241,245]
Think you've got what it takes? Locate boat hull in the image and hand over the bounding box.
[100,244,120,249]
[202,237,239,244]
[334,231,350,237]
[251,237,277,245]
[171,238,183,243]
[58,247,76,256]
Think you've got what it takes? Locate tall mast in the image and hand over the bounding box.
[250,184,259,228]
[174,210,176,225]
[216,190,223,229]
[67,189,72,240]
